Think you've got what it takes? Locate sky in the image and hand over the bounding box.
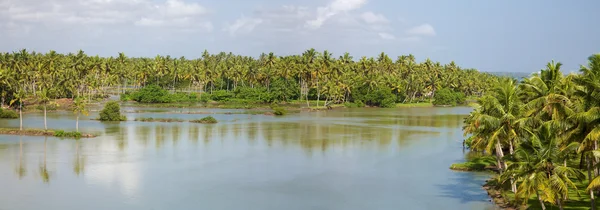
[1,0,599,73]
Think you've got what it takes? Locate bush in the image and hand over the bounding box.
[99,101,127,121]
[344,102,358,108]
[433,88,465,106]
[53,130,82,138]
[190,116,218,124]
[355,100,365,108]
[272,107,287,116]
[0,109,18,118]
[209,90,235,102]
[352,86,397,108]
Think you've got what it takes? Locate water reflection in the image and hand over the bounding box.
[0,107,494,210]
[16,136,26,179]
[73,140,85,176]
[39,136,50,183]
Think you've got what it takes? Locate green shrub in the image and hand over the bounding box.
[210,90,234,101]
[199,93,211,103]
[53,130,82,138]
[99,101,127,121]
[355,100,365,108]
[0,109,18,119]
[123,85,199,103]
[352,86,396,108]
[433,88,465,106]
[344,102,358,108]
[272,107,287,116]
[190,116,218,124]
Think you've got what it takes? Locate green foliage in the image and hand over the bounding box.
[53,130,82,138]
[208,90,235,101]
[449,156,496,171]
[0,108,18,118]
[99,101,126,121]
[344,102,359,108]
[124,85,171,103]
[352,86,397,108]
[233,87,272,103]
[190,116,218,124]
[433,88,465,106]
[272,107,287,116]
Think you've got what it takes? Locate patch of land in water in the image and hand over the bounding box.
[0,128,96,138]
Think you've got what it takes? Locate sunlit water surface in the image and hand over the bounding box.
[0,107,497,210]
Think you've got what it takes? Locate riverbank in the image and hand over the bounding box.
[0,128,95,139]
[451,157,600,209]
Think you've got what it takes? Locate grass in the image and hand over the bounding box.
[272,107,287,116]
[53,130,82,138]
[450,155,497,171]
[395,102,433,108]
[135,117,184,122]
[0,128,95,139]
[190,116,218,124]
[0,109,18,118]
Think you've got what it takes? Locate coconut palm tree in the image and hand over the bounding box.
[505,122,585,210]
[73,97,88,132]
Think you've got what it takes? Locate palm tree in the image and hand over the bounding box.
[73,97,88,133]
[505,122,585,210]
[38,89,51,131]
[10,90,26,131]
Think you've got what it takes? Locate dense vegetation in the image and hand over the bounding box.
[53,130,82,139]
[98,101,126,121]
[272,106,287,116]
[1,49,500,109]
[432,88,465,106]
[0,108,18,118]
[462,54,600,209]
[191,116,218,124]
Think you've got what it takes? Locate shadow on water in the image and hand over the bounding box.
[435,171,492,204]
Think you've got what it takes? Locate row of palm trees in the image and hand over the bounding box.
[0,49,500,109]
[464,54,600,209]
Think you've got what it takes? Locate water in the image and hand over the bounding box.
[0,107,497,210]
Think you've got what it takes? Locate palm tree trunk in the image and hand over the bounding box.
[557,196,564,210]
[536,191,546,210]
[495,141,506,173]
[596,141,599,176]
[316,78,320,107]
[508,140,516,193]
[44,104,47,131]
[76,114,79,132]
[19,103,23,131]
[589,156,597,210]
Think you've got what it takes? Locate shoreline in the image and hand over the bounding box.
[482,179,518,210]
[0,128,96,139]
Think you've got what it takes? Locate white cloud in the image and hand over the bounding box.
[378,32,395,40]
[163,0,207,18]
[225,16,263,36]
[361,12,388,24]
[407,24,436,36]
[3,0,212,30]
[305,0,367,29]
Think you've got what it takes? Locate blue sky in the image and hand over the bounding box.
[1,0,598,73]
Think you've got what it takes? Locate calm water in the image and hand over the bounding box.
[0,107,496,210]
